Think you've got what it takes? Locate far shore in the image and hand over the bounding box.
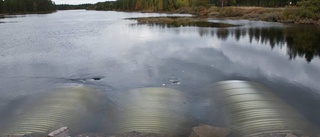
[94,6,319,25]
[1,6,319,25]
[0,11,56,16]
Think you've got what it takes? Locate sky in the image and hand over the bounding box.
[53,0,114,5]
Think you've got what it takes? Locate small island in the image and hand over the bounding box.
[127,16,240,28]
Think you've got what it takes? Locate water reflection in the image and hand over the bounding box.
[202,26,320,62]
[143,21,239,28]
[129,17,239,28]
[137,23,320,63]
[227,28,316,62]
[1,10,320,136]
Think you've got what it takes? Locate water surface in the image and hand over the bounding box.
[0,10,320,135]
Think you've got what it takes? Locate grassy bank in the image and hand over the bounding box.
[88,0,319,25]
[200,7,283,21]
[171,6,319,25]
[107,6,319,25]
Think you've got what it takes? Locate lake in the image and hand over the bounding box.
[0,10,320,136]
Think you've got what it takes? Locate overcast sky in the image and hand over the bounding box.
[53,0,114,5]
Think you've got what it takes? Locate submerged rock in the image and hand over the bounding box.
[189,125,229,137]
[110,131,173,137]
[76,131,173,137]
[92,77,102,81]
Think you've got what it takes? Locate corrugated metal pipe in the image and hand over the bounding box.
[210,80,319,137]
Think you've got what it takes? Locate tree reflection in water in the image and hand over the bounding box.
[133,22,320,63]
[212,26,320,63]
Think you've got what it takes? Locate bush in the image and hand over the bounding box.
[260,12,280,22]
[206,6,219,16]
[242,13,260,19]
[218,7,244,17]
[280,6,299,22]
[281,0,320,24]
[297,8,316,19]
[193,6,210,16]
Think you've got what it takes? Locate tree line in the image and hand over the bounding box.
[87,0,301,11]
[56,4,93,10]
[0,0,55,14]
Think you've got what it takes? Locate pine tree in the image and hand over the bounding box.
[0,0,3,13]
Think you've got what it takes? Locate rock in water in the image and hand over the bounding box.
[47,127,69,137]
[189,125,229,137]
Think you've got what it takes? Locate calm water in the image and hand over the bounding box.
[0,10,320,135]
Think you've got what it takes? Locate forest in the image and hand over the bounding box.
[87,0,300,11]
[0,0,318,24]
[87,0,319,24]
[56,4,93,10]
[0,0,55,14]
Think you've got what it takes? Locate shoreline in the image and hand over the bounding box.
[0,11,56,17]
[92,6,319,25]
[1,7,318,26]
